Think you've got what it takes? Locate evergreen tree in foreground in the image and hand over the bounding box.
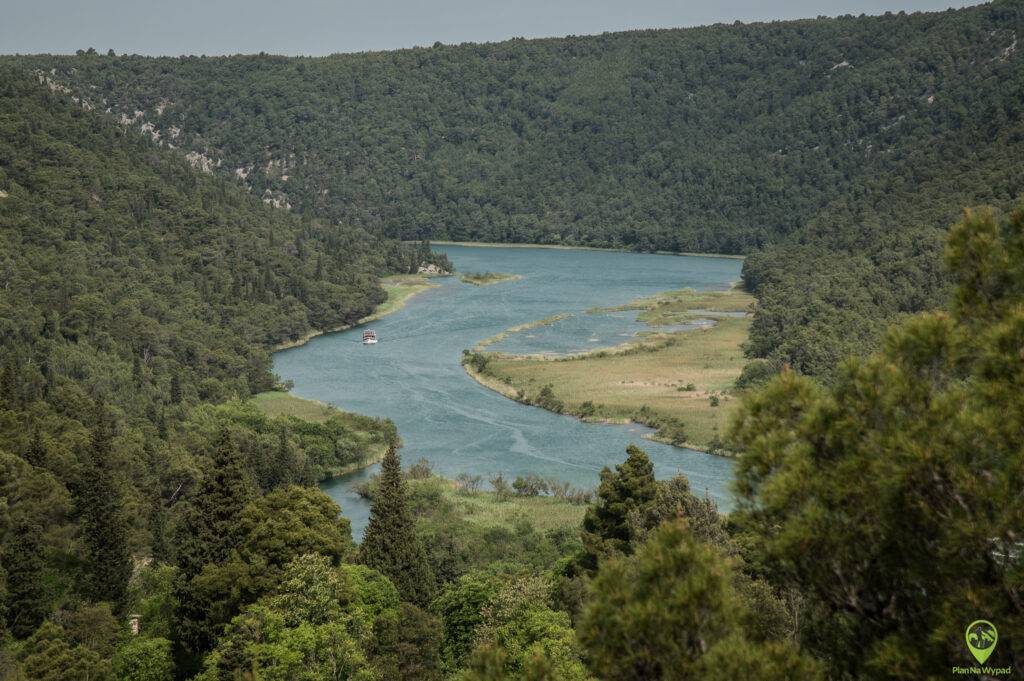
[580,444,658,570]
[579,521,821,681]
[173,428,251,668]
[174,428,251,576]
[729,206,1024,677]
[359,446,435,606]
[79,403,132,611]
[3,518,48,638]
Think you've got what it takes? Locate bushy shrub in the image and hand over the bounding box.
[512,474,549,497]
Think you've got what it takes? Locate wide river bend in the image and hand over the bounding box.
[272,245,741,537]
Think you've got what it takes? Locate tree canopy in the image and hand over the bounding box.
[7,2,1024,374]
[729,205,1024,677]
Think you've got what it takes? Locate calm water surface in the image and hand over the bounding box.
[273,246,741,537]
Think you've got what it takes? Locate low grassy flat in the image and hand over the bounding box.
[459,271,523,286]
[471,287,754,452]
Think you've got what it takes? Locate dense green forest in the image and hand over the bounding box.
[8,3,1021,251]
[1,3,1022,679]
[4,203,1020,678]
[6,0,1024,374]
[0,67,440,677]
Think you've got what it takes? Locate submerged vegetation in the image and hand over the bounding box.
[473,313,574,351]
[459,272,522,286]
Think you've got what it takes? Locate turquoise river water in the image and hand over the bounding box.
[272,245,741,538]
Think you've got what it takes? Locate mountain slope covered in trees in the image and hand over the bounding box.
[0,65,447,413]
[6,3,1020,251]
[1,10,1022,676]
[8,0,1024,375]
[0,66,440,670]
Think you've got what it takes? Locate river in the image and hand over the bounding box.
[272,245,741,537]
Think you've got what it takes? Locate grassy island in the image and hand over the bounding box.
[463,287,753,453]
[460,271,523,286]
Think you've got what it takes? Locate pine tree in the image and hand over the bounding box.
[3,518,49,638]
[79,402,133,611]
[24,425,47,467]
[157,406,168,440]
[579,521,820,681]
[269,426,292,490]
[371,602,443,681]
[169,372,182,404]
[175,428,250,577]
[173,428,251,667]
[148,496,169,564]
[729,206,1024,677]
[359,446,435,606]
[580,444,657,570]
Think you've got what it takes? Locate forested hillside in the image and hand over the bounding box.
[0,66,443,675]
[8,0,1024,375]
[0,31,1021,679]
[10,3,1022,251]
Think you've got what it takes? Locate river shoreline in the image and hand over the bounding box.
[462,286,753,456]
[272,273,441,351]
[463,362,724,456]
[427,240,745,260]
[278,244,741,516]
[320,450,386,481]
[251,391,392,481]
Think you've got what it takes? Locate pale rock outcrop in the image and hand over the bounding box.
[417,263,450,275]
[185,150,219,174]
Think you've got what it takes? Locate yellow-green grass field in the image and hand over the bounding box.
[459,271,523,286]
[410,477,588,533]
[368,273,441,320]
[252,390,341,422]
[473,287,754,453]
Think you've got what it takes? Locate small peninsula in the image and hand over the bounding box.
[464,286,753,453]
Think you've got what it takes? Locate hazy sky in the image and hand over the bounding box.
[2,0,979,57]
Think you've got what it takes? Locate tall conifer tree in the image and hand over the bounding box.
[175,428,250,576]
[173,427,251,668]
[24,426,46,468]
[580,444,658,570]
[359,446,435,606]
[79,402,133,611]
[3,518,49,638]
